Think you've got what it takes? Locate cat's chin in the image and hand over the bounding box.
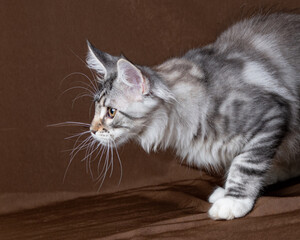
[91,133,112,146]
[91,133,126,148]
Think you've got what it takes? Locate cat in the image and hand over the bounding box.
[85,13,300,220]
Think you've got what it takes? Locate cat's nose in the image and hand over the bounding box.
[90,125,97,134]
[90,120,103,134]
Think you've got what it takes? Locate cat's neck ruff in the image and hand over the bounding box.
[138,57,245,170]
[138,58,208,156]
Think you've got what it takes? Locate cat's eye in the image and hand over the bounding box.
[107,107,117,119]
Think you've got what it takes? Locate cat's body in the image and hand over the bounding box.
[86,13,300,220]
[154,13,300,184]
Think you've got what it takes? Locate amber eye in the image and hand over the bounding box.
[107,107,117,119]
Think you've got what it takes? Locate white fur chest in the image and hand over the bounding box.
[177,134,246,171]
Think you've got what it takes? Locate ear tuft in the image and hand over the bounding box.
[86,40,107,78]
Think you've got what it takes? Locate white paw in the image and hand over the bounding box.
[208,187,225,203]
[208,197,254,220]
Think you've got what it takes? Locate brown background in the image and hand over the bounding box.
[1,0,299,195]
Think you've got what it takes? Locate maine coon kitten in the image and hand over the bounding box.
[86,13,300,220]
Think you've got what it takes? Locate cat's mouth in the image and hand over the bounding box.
[90,131,116,147]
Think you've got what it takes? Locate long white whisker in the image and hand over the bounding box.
[86,141,98,179]
[61,71,95,90]
[61,72,98,95]
[60,86,95,98]
[92,144,104,163]
[65,131,90,140]
[70,136,92,161]
[72,131,92,150]
[48,121,90,127]
[97,145,106,175]
[64,135,93,182]
[61,71,99,96]
[88,143,102,179]
[109,143,114,178]
[97,141,110,189]
[68,49,99,90]
[62,136,91,153]
[105,141,110,177]
[84,139,97,174]
[89,100,94,119]
[72,93,93,108]
[63,133,92,157]
[90,142,102,178]
[73,80,97,93]
[112,139,123,185]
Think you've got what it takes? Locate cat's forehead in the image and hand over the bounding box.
[94,74,126,107]
[98,72,117,92]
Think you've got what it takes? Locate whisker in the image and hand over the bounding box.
[48,121,90,127]
[83,138,94,157]
[61,72,90,85]
[65,131,90,140]
[70,136,93,161]
[96,142,110,189]
[63,132,92,154]
[68,49,99,90]
[88,143,102,179]
[72,93,93,108]
[73,80,97,93]
[109,143,114,178]
[59,51,104,185]
[63,135,93,182]
[59,86,95,99]
[97,144,106,175]
[105,141,111,178]
[87,141,97,178]
[61,136,92,153]
[61,72,98,93]
[83,139,97,175]
[89,100,94,119]
[92,144,104,163]
[85,141,98,179]
[112,139,123,185]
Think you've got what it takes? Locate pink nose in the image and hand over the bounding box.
[90,120,102,133]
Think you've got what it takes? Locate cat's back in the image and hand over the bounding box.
[213,14,300,83]
[212,13,300,181]
[215,13,300,54]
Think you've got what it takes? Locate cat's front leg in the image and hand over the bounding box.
[208,186,225,203]
[209,134,286,219]
[209,147,280,220]
[208,99,288,220]
[209,194,254,220]
[208,150,270,220]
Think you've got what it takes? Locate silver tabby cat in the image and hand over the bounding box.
[86,13,300,220]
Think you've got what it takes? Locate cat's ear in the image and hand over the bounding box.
[117,59,149,96]
[86,40,117,79]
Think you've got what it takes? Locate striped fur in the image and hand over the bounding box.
[87,13,300,220]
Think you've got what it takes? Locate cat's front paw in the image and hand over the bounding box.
[208,187,225,203]
[208,197,254,220]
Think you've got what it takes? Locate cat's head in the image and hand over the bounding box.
[86,41,173,147]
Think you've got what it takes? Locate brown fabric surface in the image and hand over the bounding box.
[1,0,299,193]
[0,176,299,239]
[1,1,300,239]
